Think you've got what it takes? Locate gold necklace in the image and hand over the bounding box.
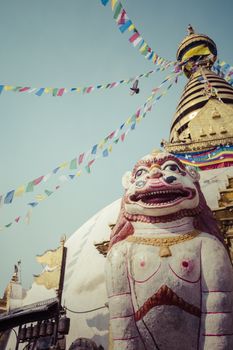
[126,230,200,257]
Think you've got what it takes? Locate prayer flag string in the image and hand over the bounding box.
[0,68,162,97]
[213,59,233,86]
[0,72,181,230]
[101,0,175,68]
[1,71,178,208]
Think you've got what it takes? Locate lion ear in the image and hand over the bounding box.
[186,166,200,182]
[122,171,132,189]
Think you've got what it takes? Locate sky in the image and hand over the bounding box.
[0,0,233,295]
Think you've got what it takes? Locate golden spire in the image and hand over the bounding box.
[163,27,233,153]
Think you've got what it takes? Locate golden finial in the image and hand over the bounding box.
[60,235,66,246]
[187,24,195,35]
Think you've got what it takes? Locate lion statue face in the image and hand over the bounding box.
[122,152,200,220]
[109,151,222,248]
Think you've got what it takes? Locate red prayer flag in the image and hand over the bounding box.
[108,131,115,139]
[19,87,30,92]
[33,176,44,186]
[136,109,141,118]
[86,86,93,93]
[78,153,85,165]
[57,88,65,96]
[129,32,140,43]
[88,159,95,167]
[118,9,126,25]
[121,133,125,142]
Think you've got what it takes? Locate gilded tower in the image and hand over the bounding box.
[164,26,233,255]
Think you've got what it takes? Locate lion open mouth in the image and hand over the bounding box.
[130,189,194,206]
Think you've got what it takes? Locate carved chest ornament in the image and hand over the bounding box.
[126,230,200,257]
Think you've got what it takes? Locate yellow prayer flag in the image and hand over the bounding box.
[126,117,132,125]
[220,61,226,66]
[111,0,117,10]
[59,162,68,169]
[15,186,25,197]
[157,58,163,65]
[139,43,147,53]
[4,86,14,91]
[76,170,82,176]
[35,194,46,201]
[128,24,135,31]
[25,209,32,225]
[108,145,113,153]
[98,140,105,149]
[44,87,52,94]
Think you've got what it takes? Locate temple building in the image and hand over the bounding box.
[1,27,233,349]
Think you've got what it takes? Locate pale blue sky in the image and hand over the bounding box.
[0,0,233,294]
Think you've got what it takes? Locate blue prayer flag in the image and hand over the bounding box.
[4,190,15,204]
[28,202,38,207]
[119,20,132,33]
[103,149,108,157]
[35,88,45,96]
[101,0,109,5]
[91,144,98,155]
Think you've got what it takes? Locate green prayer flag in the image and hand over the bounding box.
[44,189,53,196]
[52,88,59,96]
[85,165,91,173]
[131,114,136,123]
[113,2,122,19]
[70,158,77,170]
[26,181,34,192]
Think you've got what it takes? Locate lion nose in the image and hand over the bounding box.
[150,169,162,179]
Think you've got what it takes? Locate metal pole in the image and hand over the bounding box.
[52,239,67,348]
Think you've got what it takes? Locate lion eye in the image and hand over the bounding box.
[135,168,148,178]
[163,164,180,173]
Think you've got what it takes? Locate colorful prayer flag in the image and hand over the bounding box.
[78,153,85,165]
[33,176,44,186]
[26,181,34,192]
[101,0,109,5]
[70,158,77,170]
[4,190,15,204]
[91,144,98,155]
[28,202,38,207]
[103,149,109,157]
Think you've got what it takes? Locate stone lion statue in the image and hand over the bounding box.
[105,151,233,349]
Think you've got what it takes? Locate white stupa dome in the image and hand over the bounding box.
[14,198,121,350]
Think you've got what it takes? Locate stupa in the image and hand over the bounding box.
[164,26,233,255]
